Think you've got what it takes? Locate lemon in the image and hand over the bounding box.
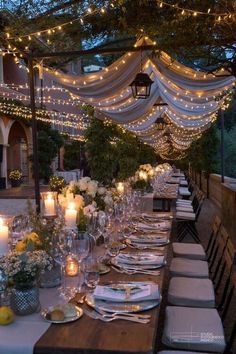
[0,307,14,325]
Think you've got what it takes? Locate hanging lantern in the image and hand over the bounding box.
[155,117,166,130]
[130,72,154,99]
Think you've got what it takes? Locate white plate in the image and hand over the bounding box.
[86,281,161,313]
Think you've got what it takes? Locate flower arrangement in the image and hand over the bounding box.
[49,175,66,193]
[0,250,52,288]
[58,177,114,231]
[9,169,22,181]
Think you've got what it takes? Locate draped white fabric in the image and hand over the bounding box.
[46,37,235,154]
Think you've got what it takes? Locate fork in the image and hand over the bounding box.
[111,266,160,276]
[83,307,150,323]
[94,307,151,319]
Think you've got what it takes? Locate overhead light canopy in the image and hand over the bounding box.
[130,72,154,99]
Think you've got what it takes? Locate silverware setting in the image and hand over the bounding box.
[111,265,161,276]
[83,306,150,323]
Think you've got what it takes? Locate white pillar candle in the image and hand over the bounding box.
[117,182,124,194]
[0,218,9,256]
[65,202,77,229]
[44,193,56,216]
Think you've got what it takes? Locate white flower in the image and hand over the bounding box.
[87,181,98,197]
[68,180,76,190]
[78,177,90,191]
[104,195,113,206]
[74,194,84,210]
[97,187,106,195]
[83,203,97,217]
[58,195,67,209]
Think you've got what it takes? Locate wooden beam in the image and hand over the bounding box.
[30,44,156,59]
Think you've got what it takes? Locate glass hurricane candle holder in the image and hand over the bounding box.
[41,192,57,217]
[65,255,79,277]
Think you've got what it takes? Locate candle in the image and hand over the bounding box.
[65,256,79,276]
[44,193,56,216]
[117,182,124,194]
[65,202,77,229]
[0,218,9,256]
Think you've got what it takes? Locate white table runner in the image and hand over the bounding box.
[0,288,60,354]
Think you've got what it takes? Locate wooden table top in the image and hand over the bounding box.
[34,226,171,354]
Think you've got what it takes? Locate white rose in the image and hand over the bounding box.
[74,194,84,210]
[78,177,90,191]
[104,195,113,206]
[87,181,98,197]
[98,187,106,195]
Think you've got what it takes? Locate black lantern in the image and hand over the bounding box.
[130,72,154,99]
[155,116,166,130]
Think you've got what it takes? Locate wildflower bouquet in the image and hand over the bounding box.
[0,250,52,288]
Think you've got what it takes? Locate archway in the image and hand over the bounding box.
[7,121,29,183]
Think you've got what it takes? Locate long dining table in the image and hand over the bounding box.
[33,213,172,354]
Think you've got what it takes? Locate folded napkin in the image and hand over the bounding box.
[116,252,164,265]
[129,234,168,244]
[94,282,159,302]
[136,221,169,230]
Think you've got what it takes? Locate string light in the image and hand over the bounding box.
[156,0,235,19]
[6,3,111,42]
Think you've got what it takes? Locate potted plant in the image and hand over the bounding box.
[9,169,22,187]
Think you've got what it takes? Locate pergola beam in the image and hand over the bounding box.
[29,44,156,59]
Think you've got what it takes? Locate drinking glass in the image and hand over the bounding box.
[84,255,100,291]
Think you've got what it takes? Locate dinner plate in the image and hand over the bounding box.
[85,282,161,313]
[41,305,83,324]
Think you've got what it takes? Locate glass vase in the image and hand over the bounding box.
[10,283,39,315]
[39,259,61,288]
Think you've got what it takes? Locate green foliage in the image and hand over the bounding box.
[85,115,157,185]
[130,179,149,191]
[49,175,66,193]
[85,117,119,184]
[182,124,219,175]
[30,123,64,182]
[64,141,84,170]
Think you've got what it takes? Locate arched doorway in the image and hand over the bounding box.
[7,121,29,183]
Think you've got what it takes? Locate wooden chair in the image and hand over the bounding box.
[172,215,221,261]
